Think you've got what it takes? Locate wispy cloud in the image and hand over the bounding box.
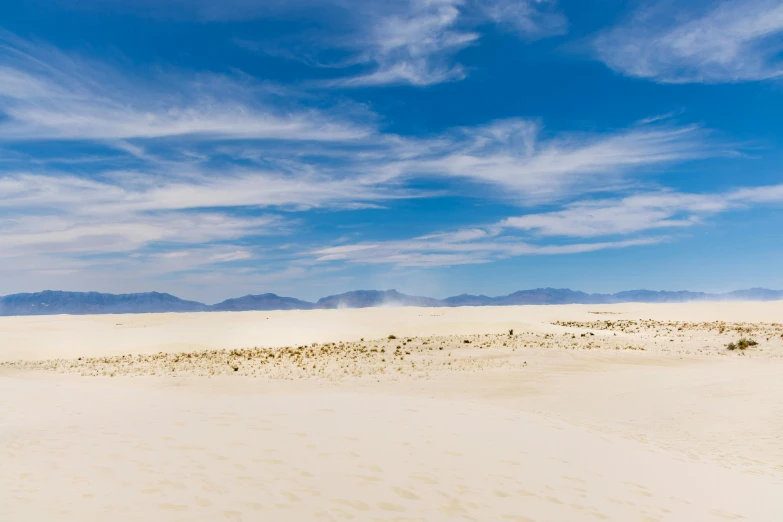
[209,250,254,263]
[0,34,371,141]
[593,0,783,83]
[2,33,717,213]
[0,169,399,213]
[368,118,720,203]
[478,0,566,39]
[499,183,783,239]
[324,0,478,87]
[115,0,566,88]
[0,34,402,267]
[0,211,280,258]
[0,30,757,295]
[310,184,783,267]
[312,234,663,267]
[317,0,567,87]
[500,192,727,237]
[0,168,407,261]
[166,117,721,207]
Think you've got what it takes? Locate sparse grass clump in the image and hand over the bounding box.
[388,334,397,340]
[727,337,758,351]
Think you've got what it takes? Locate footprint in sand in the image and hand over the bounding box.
[391,487,420,500]
[410,473,438,485]
[377,502,406,512]
[158,503,188,511]
[284,492,301,503]
[331,499,371,511]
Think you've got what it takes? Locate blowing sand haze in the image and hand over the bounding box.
[2,302,783,521]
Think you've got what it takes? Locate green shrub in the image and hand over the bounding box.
[728,338,758,350]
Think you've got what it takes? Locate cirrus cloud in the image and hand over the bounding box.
[593,0,783,83]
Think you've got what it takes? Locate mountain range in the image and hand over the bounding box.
[0,287,781,316]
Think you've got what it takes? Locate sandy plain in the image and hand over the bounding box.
[2,302,783,521]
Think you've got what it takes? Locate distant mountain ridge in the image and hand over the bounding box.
[0,290,207,316]
[316,290,444,309]
[209,293,315,312]
[0,287,781,316]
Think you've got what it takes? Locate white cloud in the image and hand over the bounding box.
[210,250,254,262]
[0,171,394,213]
[594,0,783,83]
[309,184,783,267]
[730,183,783,203]
[72,1,566,88]
[183,118,718,207]
[479,0,567,39]
[312,234,663,267]
[0,210,281,258]
[380,119,718,202]
[0,32,750,291]
[2,33,719,220]
[501,193,718,237]
[0,34,371,141]
[323,0,568,87]
[327,0,478,87]
[0,168,406,261]
[502,185,783,237]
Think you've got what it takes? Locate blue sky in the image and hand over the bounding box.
[1,0,782,303]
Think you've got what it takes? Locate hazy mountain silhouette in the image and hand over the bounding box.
[440,294,496,307]
[1,287,781,316]
[316,290,444,309]
[0,290,207,316]
[611,290,710,303]
[496,288,612,305]
[210,293,315,311]
[721,288,783,301]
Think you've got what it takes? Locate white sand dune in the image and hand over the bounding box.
[2,301,782,362]
[2,302,783,521]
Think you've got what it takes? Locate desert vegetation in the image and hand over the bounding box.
[7,316,781,381]
[726,337,759,351]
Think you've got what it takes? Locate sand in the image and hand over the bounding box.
[2,302,783,521]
